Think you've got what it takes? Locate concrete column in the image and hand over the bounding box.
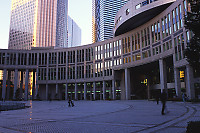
[56,84,58,99]
[2,69,7,100]
[6,70,11,100]
[100,82,102,100]
[174,68,182,97]
[75,51,77,79]
[84,82,87,100]
[35,53,39,99]
[66,51,68,80]
[185,65,195,99]
[147,78,150,100]
[130,36,133,61]
[32,71,36,100]
[65,83,68,100]
[112,80,116,100]
[36,68,39,99]
[159,59,167,93]
[15,53,18,65]
[13,69,18,99]
[125,68,131,100]
[93,82,96,100]
[46,84,48,100]
[20,71,24,99]
[80,85,83,100]
[75,83,77,100]
[25,69,29,101]
[103,81,106,100]
[84,49,86,79]
[56,52,58,81]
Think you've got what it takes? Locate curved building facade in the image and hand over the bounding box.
[1,0,199,101]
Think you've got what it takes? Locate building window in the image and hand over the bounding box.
[126,9,130,15]
[136,4,141,9]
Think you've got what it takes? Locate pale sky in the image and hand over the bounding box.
[0,0,92,49]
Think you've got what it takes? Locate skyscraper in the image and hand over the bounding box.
[92,0,129,43]
[68,16,82,47]
[8,0,68,50]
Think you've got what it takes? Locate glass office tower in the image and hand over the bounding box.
[92,0,129,43]
[8,0,68,50]
[68,16,82,47]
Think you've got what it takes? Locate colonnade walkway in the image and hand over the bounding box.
[0,100,199,133]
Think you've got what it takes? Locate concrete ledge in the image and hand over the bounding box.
[0,102,26,111]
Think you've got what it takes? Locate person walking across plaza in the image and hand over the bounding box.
[160,90,167,115]
[68,98,71,107]
[182,92,188,104]
[68,98,74,107]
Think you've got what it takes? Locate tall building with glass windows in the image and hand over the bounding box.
[8,0,68,50]
[68,16,82,47]
[92,0,129,43]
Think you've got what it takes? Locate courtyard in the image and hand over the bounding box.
[0,100,200,133]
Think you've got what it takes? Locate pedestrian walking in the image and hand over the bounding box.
[68,98,75,107]
[68,98,71,107]
[182,93,188,103]
[71,100,74,107]
[160,90,167,115]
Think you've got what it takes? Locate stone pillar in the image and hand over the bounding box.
[147,76,151,100]
[174,68,182,97]
[159,59,167,93]
[84,82,87,100]
[112,80,116,100]
[36,68,39,99]
[100,82,102,100]
[93,82,96,100]
[2,69,7,100]
[20,71,24,99]
[103,81,106,100]
[32,71,36,100]
[56,84,58,99]
[120,72,126,100]
[75,83,77,100]
[25,69,29,101]
[6,70,11,100]
[109,83,112,100]
[46,84,48,100]
[125,68,130,100]
[65,83,68,100]
[80,84,83,100]
[35,53,39,99]
[13,69,18,99]
[185,65,195,99]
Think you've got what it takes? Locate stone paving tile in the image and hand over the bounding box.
[175,116,200,128]
[0,101,199,133]
[154,127,186,133]
[0,127,22,133]
[11,121,145,133]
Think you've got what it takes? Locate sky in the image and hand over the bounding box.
[0,0,92,49]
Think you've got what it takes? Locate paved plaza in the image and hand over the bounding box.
[0,100,200,133]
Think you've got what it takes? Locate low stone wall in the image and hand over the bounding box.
[0,102,26,111]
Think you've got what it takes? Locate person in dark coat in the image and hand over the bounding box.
[68,98,71,107]
[71,100,74,107]
[160,90,167,115]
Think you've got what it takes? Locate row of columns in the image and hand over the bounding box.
[160,58,195,99]
[44,80,116,101]
[123,58,196,100]
[1,59,195,100]
[1,69,37,101]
